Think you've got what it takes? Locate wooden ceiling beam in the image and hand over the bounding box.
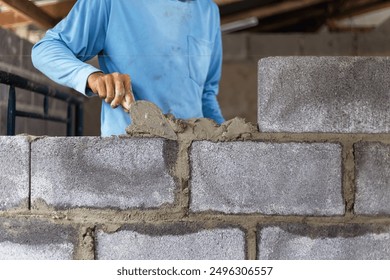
[0,0,76,28]
[0,0,58,28]
[249,4,328,32]
[0,9,27,28]
[326,20,375,32]
[331,0,390,20]
[221,0,331,24]
[214,0,243,5]
[222,0,390,32]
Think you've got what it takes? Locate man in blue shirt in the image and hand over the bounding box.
[32,0,225,136]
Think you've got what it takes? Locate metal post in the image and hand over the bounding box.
[7,85,16,135]
[75,103,83,136]
[66,103,72,136]
[1,70,84,136]
[43,96,49,116]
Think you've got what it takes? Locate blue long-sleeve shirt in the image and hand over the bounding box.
[32,0,225,136]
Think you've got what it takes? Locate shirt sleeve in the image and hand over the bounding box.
[202,5,225,125]
[31,0,109,96]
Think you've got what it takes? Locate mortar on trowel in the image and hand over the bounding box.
[126,101,180,140]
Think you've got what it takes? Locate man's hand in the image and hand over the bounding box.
[87,72,134,112]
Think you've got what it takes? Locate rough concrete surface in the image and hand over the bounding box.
[0,136,29,210]
[258,57,390,133]
[0,218,76,260]
[357,33,390,56]
[0,28,21,67]
[96,225,245,260]
[355,142,390,215]
[190,141,343,215]
[258,224,390,260]
[249,35,302,58]
[219,62,258,123]
[31,137,177,209]
[301,33,356,56]
[223,34,248,61]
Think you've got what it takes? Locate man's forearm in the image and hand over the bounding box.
[32,36,101,96]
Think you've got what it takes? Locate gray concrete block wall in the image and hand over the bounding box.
[301,33,357,56]
[190,141,344,215]
[0,136,29,210]
[31,137,178,209]
[0,28,22,67]
[96,224,245,260]
[258,57,390,133]
[0,56,389,260]
[355,142,390,215]
[258,224,390,260]
[0,218,77,260]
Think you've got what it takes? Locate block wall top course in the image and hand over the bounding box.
[258,57,390,133]
[190,141,344,215]
[31,137,178,210]
[0,136,29,210]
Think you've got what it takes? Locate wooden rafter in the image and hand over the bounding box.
[220,0,330,24]
[326,19,375,32]
[0,0,76,28]
[0,0,390,32]
[0,0,231,29]
[0,0,58,28]
[220,0,390,32]
[214,0,242,5]
[332,0,390,19]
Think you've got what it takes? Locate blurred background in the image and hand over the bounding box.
[1,0,390,136]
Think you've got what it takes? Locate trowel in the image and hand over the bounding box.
[126,100,178,140]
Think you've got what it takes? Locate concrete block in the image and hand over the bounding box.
[258,57,390,133]
[0,102,6,135]
[302,33,356,56]
[222,34,248,61]
[21,40,35,73]
[355,142,390,215]
[0,218,76,260]
[258,224,390,260]
[248,34,302,59]
[46,122,67,136]
[82,97,101,136]
[15,88,33,105]
[48,99,67,119]
[190,141,343,215]
[96,224,245,260]
[19,118,47,136]
[0,84,8,102]
[31,137,177,209]
[220,61,258,123]
[357,33,390,56]
[376,17,390,35]
[14,118,28,135]
[0,136,29,210]
[32,92,44,107]
[0,28,21,67]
